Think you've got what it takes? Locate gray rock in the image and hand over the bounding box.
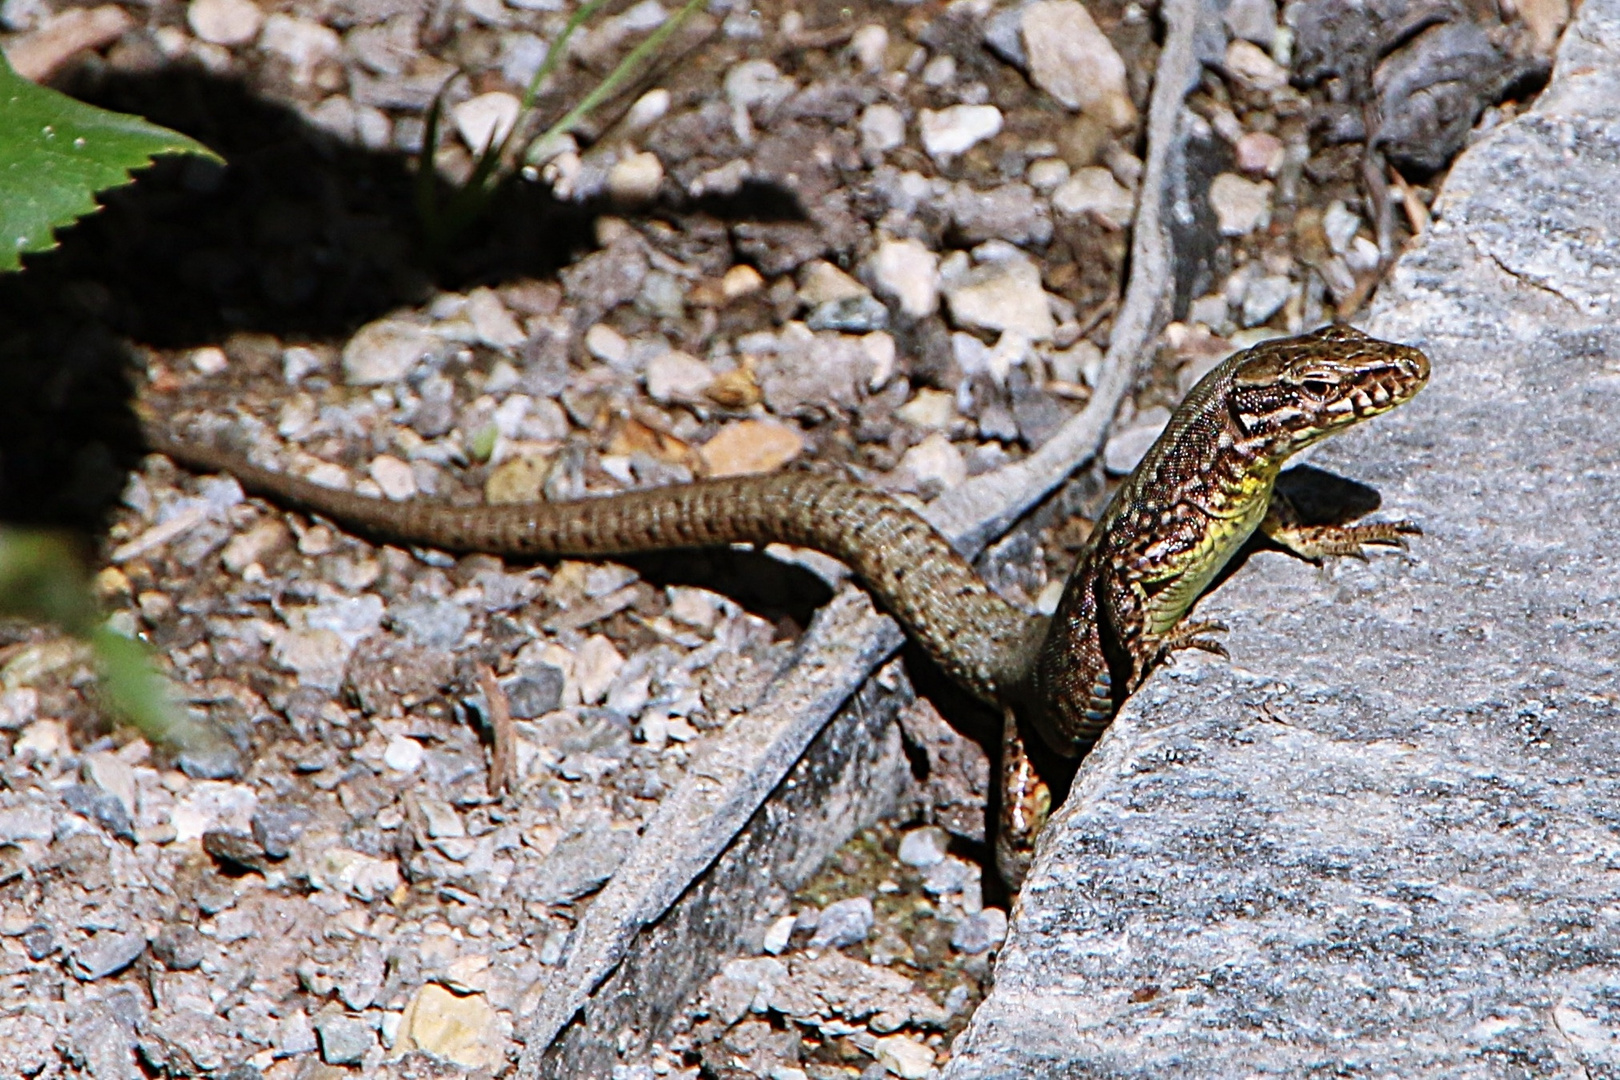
[504,664,565,719]
[70,930,147,981]
[151,924,206,971]
[387,598,471,650]
[533,825,637,903]
[1240,273,1293,327]
[946,7,1620,1074]
[1223,0,1276,45]
[949,907,1007,954]
[61,785,135,841]
[21,924,53,961]
[67,995,139,1080]
[922,857,973,897]
[314,1013,375,1065]
[944,183,1052,246]
[898,826,949,868]
[0,805,53,843]
[251,804,310,859]
[808,897,874,948]
[274,1010,318,1057]
[805,294,890,333]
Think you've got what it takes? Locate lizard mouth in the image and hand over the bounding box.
[1346,348,1430,419]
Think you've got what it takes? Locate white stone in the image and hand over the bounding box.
[895,388,955,430]
[453,91,520,153]
[1188,293,1231,330]
[763,914,797,955]
[851,23,888,71]
[624,87,670,130]
[1208,173,1272,236]
[608,151,664,203]
[467,286,525,348]
[724,59,794,112]
[1234,130,1285,177]
[1020,0,1136,129]
[383,734,424,773]
[13,719,68,762]
[919,105,1003,161]
[874,1033,935,1079]
[584,323,629,367]
[1225,39,1289,92]
[1346,235,1381,274]
[187,0,261,47]
[342,319,441,385]
[645,350,715,403]
[798,260,869,306]
[861,331,897,391]
[574,635,625,705]
[312,847,401,901]
[942,256,1056,340]
[189,345,228,374]
[258,14,340,85]
[870,237,939,319]
[1051,166,1135,228]
[921,52,956,87]
[1026,157,1070,192]
[898,433,966,491]
[368,455,417,501]
[860,102,905,155]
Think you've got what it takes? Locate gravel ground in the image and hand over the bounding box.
[0,0,1558,1075]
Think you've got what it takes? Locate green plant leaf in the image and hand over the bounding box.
[0,50,219,272]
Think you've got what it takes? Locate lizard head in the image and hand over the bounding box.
[1226,324,1430,456]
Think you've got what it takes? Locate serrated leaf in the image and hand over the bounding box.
[0,50,219,272]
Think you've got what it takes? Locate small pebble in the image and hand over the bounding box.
[315,1013,376,1066]
[919,105,1003,161]
[1020,0,1135,129]
[189,345,228,374]
[869,237,939,319]
[382,734,424,773]
[1051,166,1134,228]
[898,826,950,868]
[186,0,262,46]
[1241,274,1293,327]
[860,103,905,155]
[368,454,417,500]
[452,91,520,153]
[951,907,1009,954]
[1208,173,1272,237]
[809,897,874,949]
[608,151,664,204]
[763,914,797,955]
[874,1033,935,1079]
[699,419,804,477]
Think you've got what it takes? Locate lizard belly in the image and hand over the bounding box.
[1144,478,1273,637]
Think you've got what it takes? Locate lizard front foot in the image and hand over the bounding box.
[1150,619,1231,666]
[1269,519,1421,562]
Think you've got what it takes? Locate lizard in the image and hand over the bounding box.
[143,322,1430,883]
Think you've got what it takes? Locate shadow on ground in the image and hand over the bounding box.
[0,61,806,535]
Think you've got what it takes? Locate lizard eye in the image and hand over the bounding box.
[1300,379,1334,398]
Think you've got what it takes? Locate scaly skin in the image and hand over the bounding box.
[145,324,1430,884]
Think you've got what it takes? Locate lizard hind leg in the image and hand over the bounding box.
[996,707,1052,889]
